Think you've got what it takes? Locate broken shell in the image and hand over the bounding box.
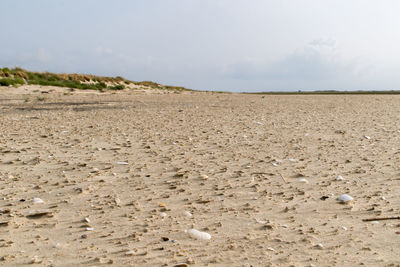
[298,178,309,184]
[184,211,192,217]
[337,194,354,204]
[32,198,44,204]
[336,175,344,181]
[187,229,211,240]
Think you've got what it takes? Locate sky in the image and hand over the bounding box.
[1,0,400,92]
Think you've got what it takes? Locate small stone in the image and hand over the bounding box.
[160,212,167,218]
[159,203,167,207]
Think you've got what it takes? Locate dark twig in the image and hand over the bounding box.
[362,216,400,222]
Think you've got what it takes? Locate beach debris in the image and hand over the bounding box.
[29,256,42,264]
[314,243,324,249]
[160,212,167,218]
[272,163,278,167]
[86,227,94,231]
[298,178,309,184]
[364,135,371,139]
[32,198,44,204]
[125,250,136,255]
[255,121,263,125]
[288,158,297,163]
[320,196,329,201]
[266,247,275,251]
[362,216,400,222]
[184,211,192,217]
[200,174,209,180]
[380,196,386,200]
[84,217,90,223]
[341,226,348,231]
[337,194,354,204]
[159,203,167,208]
[117,161,129,165]
[187,229,211,240]
[335,175,344,181]
[278,172,287,183]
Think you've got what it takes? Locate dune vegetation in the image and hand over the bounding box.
[0,67,189,91]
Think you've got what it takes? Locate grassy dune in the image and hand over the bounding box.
[0,67,188,91]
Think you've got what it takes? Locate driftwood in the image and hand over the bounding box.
[362,216,400,222]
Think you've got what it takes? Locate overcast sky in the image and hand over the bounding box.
[1,0,400,92]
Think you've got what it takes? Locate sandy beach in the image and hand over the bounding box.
[1,85,400,266]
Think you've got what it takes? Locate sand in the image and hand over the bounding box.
[0,85,400,266]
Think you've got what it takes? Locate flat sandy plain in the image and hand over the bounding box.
[1,85,400,266]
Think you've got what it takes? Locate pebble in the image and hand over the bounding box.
[160,212,167,218]
[315,243,324,249]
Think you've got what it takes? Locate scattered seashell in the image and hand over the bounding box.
[315,243,324,249]
[200,175,209,180]
[272,163,278,167]
[341,226,347,231]
[86,227,94,231]
[337,194,354,204]
[160,212,167,218]
[380,196,386,200]
[298,178,309,184]
[117,161,129,165]
[364,135,371,139]
[255,219,267,224]
[125,250,136,255]
[288,158,297,163]
[336,175,344,181]
[159,203,167,207]
[184,211,192,217]
[84,217,90,223]
[32,198,44,204]
[187,229,211,240]
[266,247,275,251]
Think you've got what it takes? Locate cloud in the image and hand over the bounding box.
[228,38,372,90]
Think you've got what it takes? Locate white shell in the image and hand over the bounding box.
[32,198,44,204]
[160,212,167,218]
[298,178,309,183]
[337,194,354,203]
[187,229,211,240]
[86,227,94,231]
[184,211,192,217]
[336,175,344,181]
[117,161,129,165]
[364,135,371,139]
